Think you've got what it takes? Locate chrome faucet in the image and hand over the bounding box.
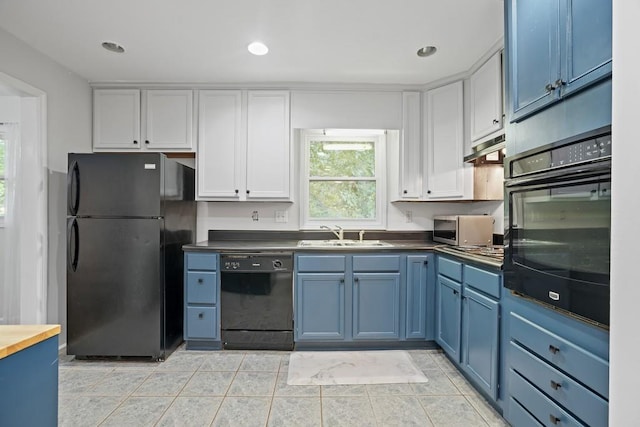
[321,225,344,240]
[359,230,365,242]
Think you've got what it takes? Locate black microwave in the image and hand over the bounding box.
[504,126,611,327]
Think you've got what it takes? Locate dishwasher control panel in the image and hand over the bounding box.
[220,253,293,272]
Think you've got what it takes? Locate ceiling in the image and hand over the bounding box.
[0,0,504,86]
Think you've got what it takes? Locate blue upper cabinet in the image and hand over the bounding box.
[509,0,560,121]
[561,0,612,97]
[507,0,612,122]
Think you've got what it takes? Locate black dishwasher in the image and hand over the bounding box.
[220,253,294,350]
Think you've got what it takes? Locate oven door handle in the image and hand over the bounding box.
[506,163,611,188]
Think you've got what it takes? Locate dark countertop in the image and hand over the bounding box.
[182,230,503,268]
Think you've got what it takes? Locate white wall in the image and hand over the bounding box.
[0,28,92,345]
[610,1,640,423]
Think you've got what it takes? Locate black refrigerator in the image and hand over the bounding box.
[66,153,196,360]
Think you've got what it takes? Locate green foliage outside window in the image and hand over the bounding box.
[307,139,377,220]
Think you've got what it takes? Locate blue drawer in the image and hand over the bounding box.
[510,369,583,427]
[297,255,346,272]
[186,252,217,271]
[510,341,608,426]
[437,256,462,282]
[186,306,218,339]
[510,312,609,399]
[186,272,217,304]
[464,264,500,298]
[508,397,544,427]
[352,255,401,272]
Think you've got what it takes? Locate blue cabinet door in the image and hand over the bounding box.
[352,273,401,340]
[436,275,462,361]
[560,0,612,97]
[406,255,429,339]
[295,273,346,341]
[508,0,560,122]
[462,286,500,400]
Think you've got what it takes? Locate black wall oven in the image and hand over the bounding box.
[504,127,611,327]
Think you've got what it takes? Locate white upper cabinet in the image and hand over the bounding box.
[423,81,465,199]
[246,91,291,199]
[142,90,193,150]
[197,90,291,201]
[469,52,503,145]
[93,89,194,151]
[93,89,141,150]
[197,90,243,199]
[399,92,422,199]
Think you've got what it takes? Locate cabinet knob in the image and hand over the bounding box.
[427,190,431,194]
[492,119,499,124]
[198,313,204,319]
[354,277,359,283]
[145,140,149,144]
[235,189,239,195]
[550,380,562,390]
[197,278,203,284]
[549,344,560,354]
[246,190,250,194]
[555,79,566,87]
[423,260,428,265]
[453,289,459,295]
[340,278,345,284]
[549,414,560,425]
[545,83,556,92]
[403,190,408,194]
[133,140,138,144]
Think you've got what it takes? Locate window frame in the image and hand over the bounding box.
[300,130,387,230]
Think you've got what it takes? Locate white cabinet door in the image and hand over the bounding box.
[143,90,193,150]
[197,90,243,199]
[93,89,141,150]
[424,81,465,199]
[246,91,291,200]
[399,92,422,199]
[470,52,503,144]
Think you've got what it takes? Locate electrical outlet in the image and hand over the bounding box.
[251,210,259,221]
[405,210,413,223]
[275,210,288,223]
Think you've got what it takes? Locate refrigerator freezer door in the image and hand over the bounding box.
[67,217,165,358]
[68,153,163,217]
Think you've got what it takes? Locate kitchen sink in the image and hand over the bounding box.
[297,239,393,248]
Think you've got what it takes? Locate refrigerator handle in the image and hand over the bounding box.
[67,160,80,215]
[67,218,79,272]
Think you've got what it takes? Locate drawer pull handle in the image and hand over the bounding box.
[549,344,560,354]
[550,380,562,390]
[198,313,204,319]
[549,414,560,425]
[197,278,203,284]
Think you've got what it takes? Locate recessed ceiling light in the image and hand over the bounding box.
[417,46,437,57]
[102,41,125,53]
[248,41,269,56]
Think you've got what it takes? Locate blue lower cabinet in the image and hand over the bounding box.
[503,291,609,426]
[294,253,430,345]
[184,251,220,349]
[435,255,503,407]
[352,273,401,340]
[462,286,499,400]
[0,336,59,427]
[295,273,346,341]
[406,254,431,340]
[436,275,462,361]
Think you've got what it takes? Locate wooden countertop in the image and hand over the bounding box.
[0,325,61,359]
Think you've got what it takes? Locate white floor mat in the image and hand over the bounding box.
[286,350,429,385]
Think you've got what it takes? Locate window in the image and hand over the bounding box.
[0,129,5,225]
[301,130,386,229]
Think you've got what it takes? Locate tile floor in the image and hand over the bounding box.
[58,347,509,427]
